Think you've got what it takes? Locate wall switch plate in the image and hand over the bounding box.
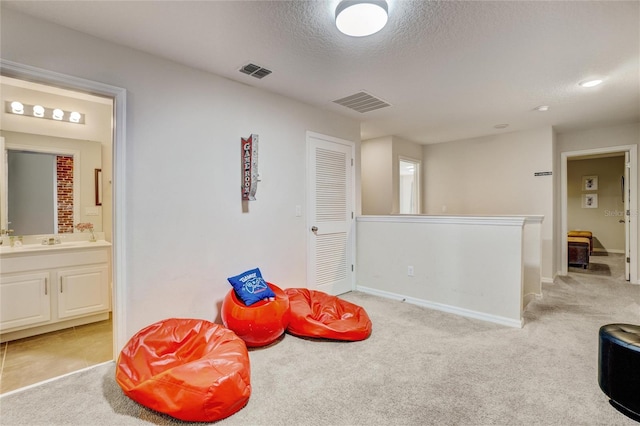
[408,266,414,276]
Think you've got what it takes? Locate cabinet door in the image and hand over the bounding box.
[57,266,109,319]
[0,272,51,331]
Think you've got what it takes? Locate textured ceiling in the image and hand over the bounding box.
[3,0,639,144]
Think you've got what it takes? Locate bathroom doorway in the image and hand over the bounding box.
[0,63,126,393]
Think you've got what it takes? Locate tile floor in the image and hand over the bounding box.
[0,319,113,394]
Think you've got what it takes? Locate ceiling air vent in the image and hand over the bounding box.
[332,91,391,113]
[239,63,272,79]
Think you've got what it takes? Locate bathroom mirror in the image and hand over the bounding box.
[0,131,102,236]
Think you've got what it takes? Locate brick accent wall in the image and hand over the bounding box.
[57,155,74,233]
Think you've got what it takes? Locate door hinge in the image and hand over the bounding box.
[627,257,631,263]
[351,211,354,219]
[351,264,354,272]
[627,210,631,216]
[351,158,354,166]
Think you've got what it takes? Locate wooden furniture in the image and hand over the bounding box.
[568,236,590,269]
[568,230,593,254]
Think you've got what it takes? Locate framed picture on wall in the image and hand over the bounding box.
[582,193,598,208]
[582,175,598,191]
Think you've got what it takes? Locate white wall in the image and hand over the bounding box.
[1,8,361,342]
[423,127,555,280]
[356,215,543,328]
[361,136,392,214]
[556,122,640,277]
[361,135,423,214]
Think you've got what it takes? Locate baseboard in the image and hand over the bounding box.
[542,276,555,285]
[593,248,625,254]
[355,285,523,328]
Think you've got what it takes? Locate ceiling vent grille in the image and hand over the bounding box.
[240,63,272,79]
[332,91,391,113]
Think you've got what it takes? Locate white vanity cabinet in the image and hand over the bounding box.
[0,242,111,342]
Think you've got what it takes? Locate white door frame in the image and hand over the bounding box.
[306,131,356,293]
[560,144,637,283]
[1,59,128,354]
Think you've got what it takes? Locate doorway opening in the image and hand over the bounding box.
[561,145,638,283]
[0,60,127,393]
[399,157,420,214]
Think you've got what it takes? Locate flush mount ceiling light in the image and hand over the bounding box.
[335,0,388,37]
[579,79,604,88]
[494,124,509,129]
[534,105,550,112]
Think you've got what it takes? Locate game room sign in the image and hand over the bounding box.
[242,134,259,201]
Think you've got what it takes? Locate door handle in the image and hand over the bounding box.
[311,226,318,232]
[619,219,625,223]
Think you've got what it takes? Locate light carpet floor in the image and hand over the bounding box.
[1,253,639,425]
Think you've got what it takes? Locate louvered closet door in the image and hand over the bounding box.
[307,132,354,295]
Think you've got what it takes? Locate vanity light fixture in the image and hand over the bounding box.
[10,101,24,114]
[335,0,389,37]
[579,79,604,88]
[5,101,85,124]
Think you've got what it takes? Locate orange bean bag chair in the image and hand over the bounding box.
[284,288,372,341]
[221,282,290,347]
[115,318,251,422]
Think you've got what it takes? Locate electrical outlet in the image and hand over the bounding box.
[407,266,414,276]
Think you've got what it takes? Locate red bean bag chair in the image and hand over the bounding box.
[115,318,251,422]
[221,283,290,347]
[284,288,372,341]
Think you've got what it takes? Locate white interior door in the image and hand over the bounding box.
[625,151,631,281]
[307,132,355,295]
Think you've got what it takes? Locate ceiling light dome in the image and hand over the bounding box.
[336,0,388,37]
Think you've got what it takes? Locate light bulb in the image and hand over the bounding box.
[10,101,24,114]
[52,108,64,120]
[69,111,81,123]
[33,105,45,117]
